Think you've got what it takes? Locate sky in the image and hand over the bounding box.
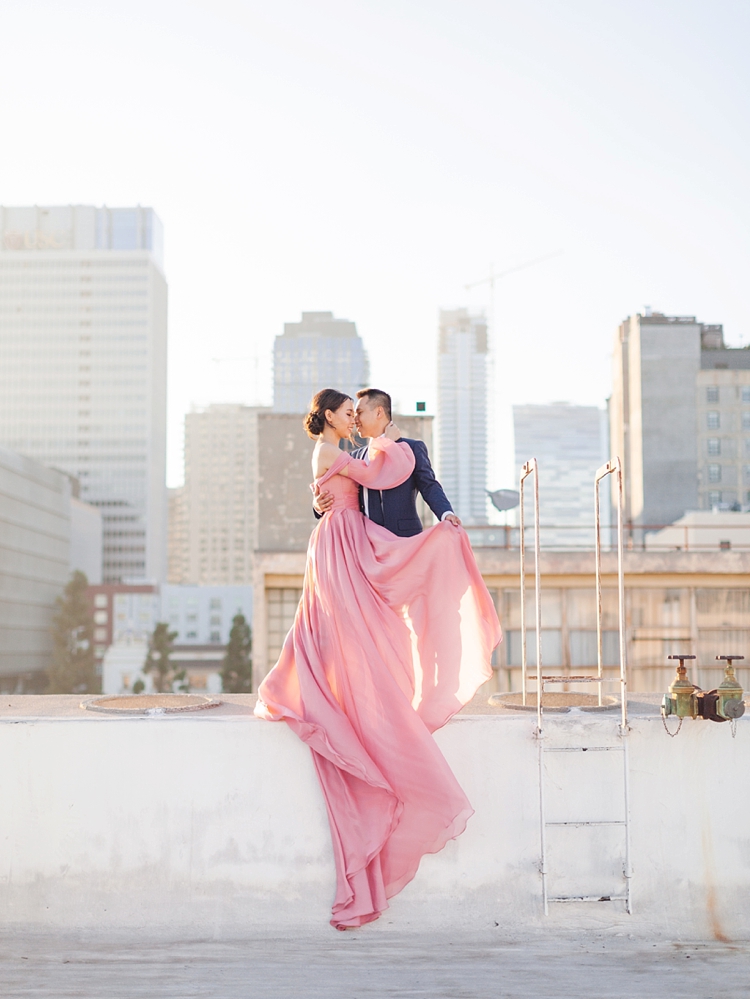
[1,0,749,488]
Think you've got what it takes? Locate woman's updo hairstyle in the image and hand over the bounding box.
[304,388,352,439]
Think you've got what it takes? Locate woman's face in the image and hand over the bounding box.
[325,399,355,439]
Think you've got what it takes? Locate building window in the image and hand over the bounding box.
[706,386,719,403]
[708,490,721,507]
[707,412,720,430]
[744,466,750,484]
[707,438,721,456]
[267,587,303,668]
[210,630,221,643]
[210,614,221,626]
[186,630,198,639]
[94,593,108,608]
[708,464,722,483]
[742,387,750,403]
[210,597,222,610]
[743,413,750,431]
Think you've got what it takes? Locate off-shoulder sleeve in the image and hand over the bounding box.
[343,438,415,489]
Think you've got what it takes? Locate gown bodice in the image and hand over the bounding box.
[314,456,361,512]
[313,440,416,515]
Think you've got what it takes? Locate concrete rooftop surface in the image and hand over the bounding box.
[3,932,749,999]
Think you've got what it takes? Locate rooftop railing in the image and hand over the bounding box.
[465,522,750,551]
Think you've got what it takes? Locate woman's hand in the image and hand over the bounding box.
[384,421,401,441]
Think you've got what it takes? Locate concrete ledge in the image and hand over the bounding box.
[1,695,748,941]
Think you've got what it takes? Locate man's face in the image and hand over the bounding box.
[355,397,385,438]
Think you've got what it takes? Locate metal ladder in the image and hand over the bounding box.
[519,457,633,915]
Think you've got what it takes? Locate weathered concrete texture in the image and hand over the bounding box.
[1,695,748,942]
[2,933,749,999]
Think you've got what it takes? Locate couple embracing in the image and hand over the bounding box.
[255,387,502,930]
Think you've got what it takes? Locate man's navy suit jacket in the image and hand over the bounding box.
[318,437,452,537]
[351,438,452,536]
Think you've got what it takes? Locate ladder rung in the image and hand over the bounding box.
[549,895,628,904]
[546,820,626,827]
[528,675,605,683]
[544,746,624,753]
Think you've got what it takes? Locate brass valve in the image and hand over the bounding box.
[716,656,745,720]
[662,654,746,729]
[662,655,698,719]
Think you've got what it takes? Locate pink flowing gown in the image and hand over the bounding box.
[255,437,502,929]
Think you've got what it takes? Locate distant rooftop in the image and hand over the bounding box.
[0,205,164,270]
[281,311,358,338]
[633,311,750,368]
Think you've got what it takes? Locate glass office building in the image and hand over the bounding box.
[0,205,167,583]
[437,308,488,525]
[273,311,369,413]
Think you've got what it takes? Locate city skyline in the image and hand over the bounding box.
[2,2,748,492]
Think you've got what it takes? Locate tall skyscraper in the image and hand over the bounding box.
[437,308,488,525]
[513,403,609,547]
[273,311,369,413]
[0,205,167,583]
[610,311,750,527]
[178,404,270,585]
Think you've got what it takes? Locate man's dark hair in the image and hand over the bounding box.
[356,387,392,420]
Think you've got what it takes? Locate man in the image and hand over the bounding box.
[313,387,461,535]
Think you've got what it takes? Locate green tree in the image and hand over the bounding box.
[221,612,253,693]
[47,570,99,694]
[143,622,186,693]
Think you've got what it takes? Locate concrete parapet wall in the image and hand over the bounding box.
[1,696,748,941]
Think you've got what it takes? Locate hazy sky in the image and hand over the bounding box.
[2,0,749,487]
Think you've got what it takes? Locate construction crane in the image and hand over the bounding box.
[464,249,563,328]
[465,250,563,509]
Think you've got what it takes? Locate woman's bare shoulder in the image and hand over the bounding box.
[312,441,343,479]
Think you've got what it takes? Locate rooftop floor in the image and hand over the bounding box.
[3,932,749,998]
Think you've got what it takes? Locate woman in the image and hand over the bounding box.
[255,388,502,929]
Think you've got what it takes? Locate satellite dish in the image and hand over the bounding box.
[487,488,520,512]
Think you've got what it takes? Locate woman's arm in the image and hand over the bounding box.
[340,436,416,489]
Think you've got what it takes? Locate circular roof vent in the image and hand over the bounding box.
[81,694,222,715]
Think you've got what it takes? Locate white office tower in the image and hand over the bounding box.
[610,312,750,525]
[0,205,167,583]
[179,404,270,585]
[273,311,369,413]
[513,403,609,548]
[437,308,488,524]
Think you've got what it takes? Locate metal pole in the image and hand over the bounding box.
[539,735,548,915]
[520,459,542,709]
[521,457,546,914]
[519,469,527,706]
[622,735,633,914]
[532,461,543,734]
[614,457,628,732]
[594,459,629,729]
[594,467,604,708]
